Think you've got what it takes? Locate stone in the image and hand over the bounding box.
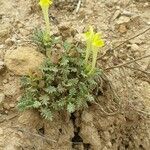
[3,78,20,96]
[118,24,128,33]
[5,38,14,46]
[3,79,8,84]
[116,16,130,25]
[80,125,102,150]
[18,110,41,128]
[19,28,30,36]
[0,23,11,43]
[131,44,139,51]
[122,10,134,17]
[3,103,10,110]
[103,131,110,141]
[4,46,45,75]
[0,93,5,105]
[0,128,3,135]
[82,111,93,123]
[0,60,5,72]
[115,16,130,33]
[9,103,15,108]
[111,10,121,21]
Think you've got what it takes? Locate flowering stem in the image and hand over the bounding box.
[88,48,98,75]
[85,42,91,65]
[42,7,50,40]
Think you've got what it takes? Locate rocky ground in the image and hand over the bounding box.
[0,0,150,150]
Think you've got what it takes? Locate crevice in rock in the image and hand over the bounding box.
[83,143,91,150]
[71,112,92,150]
[71,112,83,149]
[38,126,45,136]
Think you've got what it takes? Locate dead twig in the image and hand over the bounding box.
[75,0,81,13]
[124,66,150,75]
[11,126,57,143]
[94,101,119,116]
[98,27,150,60]
[105,54,150,70]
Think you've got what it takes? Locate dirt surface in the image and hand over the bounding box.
[0,0,150,150]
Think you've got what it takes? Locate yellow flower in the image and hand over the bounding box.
[84,26,95,65]
[39,0,53,8]
[39,0,53,41]
[84,26,94,41]
[84,26,105,75]
[92,33,104,48]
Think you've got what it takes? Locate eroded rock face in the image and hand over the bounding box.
[43,113,74,150]
[0,23,12,43]
[79,105,150,150]
[18,110,41,128]
[0,60,5,72]
[4,46,45,75]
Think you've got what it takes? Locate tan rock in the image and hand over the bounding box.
[0,128,4,135]
[3,78,20,96]
[118,24,128,33]
[0,60,5,72]
[131,43,139,51]
[0,23,11,43]
[18,110,41,128]
[0,93,5,105]
[116,16,130,24]
[4,46,45,75]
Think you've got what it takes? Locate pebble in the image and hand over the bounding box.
[107,142,112,148]
[0,93,5,104]
[112,10,121,21]
[147,22,150,25]
[0,45,4,49]
[0,60,5,71]
[19,28,30,36]
[102,147,108,150]
[122,10,134,17]
[104,131,110,141]
[5,38,14,46]
[116,16,130,24]
[82,111,93,123]
[131,43,139,51]
[0,128,4,135]
[3,79,8,84]
[3,103,11,110]
[9,103,15,108]
[118,24,128,33]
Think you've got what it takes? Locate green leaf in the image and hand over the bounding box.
[86,94,95,102]
[67,78,79,87]
[79,82,88,94]
[33,101,41,108]
[17,99,35,111]
[69,88,77,97]
[60,57,69,66]
[57,84,66,93]
[69,67,77,72]
[63,41,72,51]
[41,108,53,121]
[44,86,56,94]
[67,103,75,113]
[39,95,50,106]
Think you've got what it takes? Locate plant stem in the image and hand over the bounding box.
[88,48,98,75]
[42,7,50,39]
[85,42,91,65]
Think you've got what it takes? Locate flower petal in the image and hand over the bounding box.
[39,0,53,7]
[92,33,104,48]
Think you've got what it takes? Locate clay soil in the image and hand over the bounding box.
[0,0,150,150]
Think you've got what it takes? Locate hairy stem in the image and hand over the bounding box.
[42,7,50,39]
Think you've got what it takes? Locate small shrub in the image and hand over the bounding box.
[18,0,105,121]
[17,40,101,120]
